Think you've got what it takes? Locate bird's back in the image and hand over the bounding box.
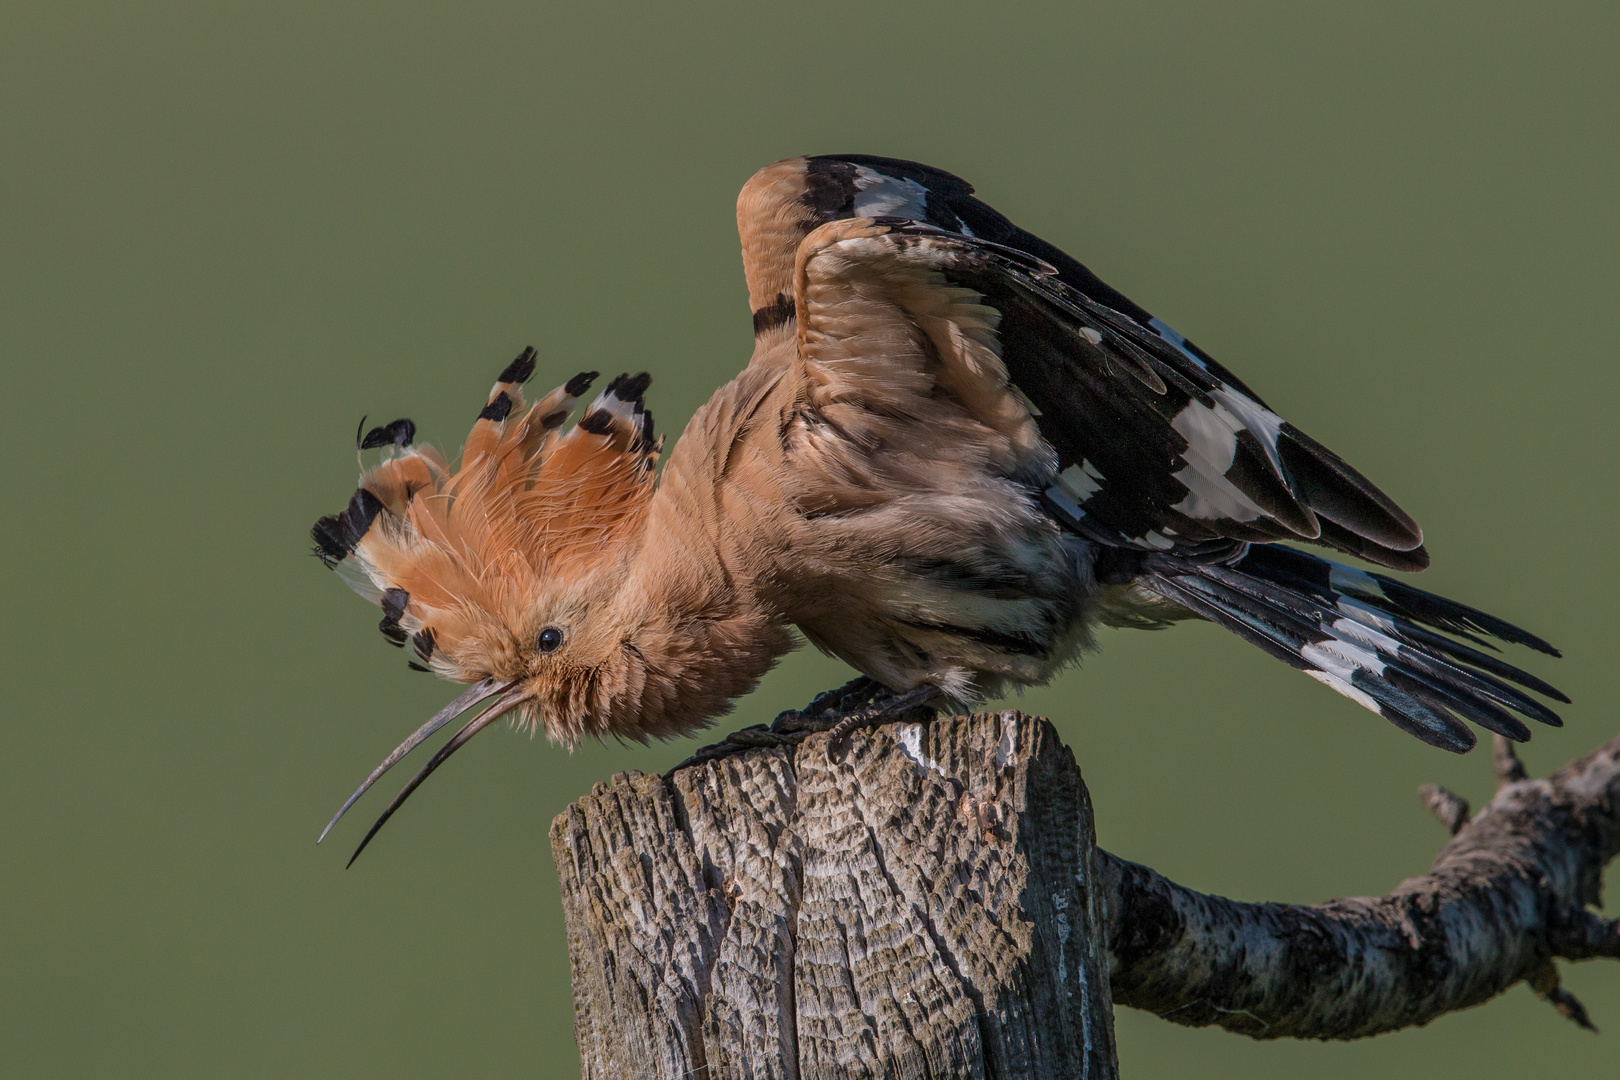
[712,155,1563,741]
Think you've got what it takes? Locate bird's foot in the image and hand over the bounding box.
[668,677,944,773]
[794,680,944,758]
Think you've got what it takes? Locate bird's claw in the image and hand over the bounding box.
[666,677,943,774]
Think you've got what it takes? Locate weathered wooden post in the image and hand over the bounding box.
[551,710,1119,1079]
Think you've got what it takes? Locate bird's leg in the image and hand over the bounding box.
[667,677,944,773]
[821,683,943,744]
[769,676,889,734]
[771,677,942,741]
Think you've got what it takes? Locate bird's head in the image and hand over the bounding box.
[310,348,664,861]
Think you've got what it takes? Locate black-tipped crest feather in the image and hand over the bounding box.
[497,346,537,385]
[311,488,385,564]
[564,370,600,397]
[359,418,416,450]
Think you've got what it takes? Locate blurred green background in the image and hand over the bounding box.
[3,2,1615,1076]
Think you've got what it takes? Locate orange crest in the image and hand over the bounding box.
[312,347,663,683]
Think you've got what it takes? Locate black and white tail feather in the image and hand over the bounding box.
[1138,545,1564,752]
[795,154,1566,751]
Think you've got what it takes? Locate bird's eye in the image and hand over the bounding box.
[537,626,564,653]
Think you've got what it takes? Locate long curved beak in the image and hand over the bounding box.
[317,677,522,864]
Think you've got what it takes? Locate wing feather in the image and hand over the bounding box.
[790,212,1424,568]
[749,155,1425,568]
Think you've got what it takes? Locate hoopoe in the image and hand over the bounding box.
[313,155,1565,862]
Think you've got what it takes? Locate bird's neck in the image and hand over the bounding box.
[592,365,803,741]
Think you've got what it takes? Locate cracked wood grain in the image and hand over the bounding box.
[551,712,1117,1079]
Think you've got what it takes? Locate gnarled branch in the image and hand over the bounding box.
[1102,733,1620,1038]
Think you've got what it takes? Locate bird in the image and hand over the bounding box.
[312,154,1566,864]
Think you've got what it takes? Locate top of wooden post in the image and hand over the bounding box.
[551,711,1119,1080]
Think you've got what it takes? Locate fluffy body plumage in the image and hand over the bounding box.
[313,155,1565,856]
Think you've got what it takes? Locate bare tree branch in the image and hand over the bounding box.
[1101,732,1620,1039]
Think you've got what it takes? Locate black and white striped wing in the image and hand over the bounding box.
[854,216,1427,570]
